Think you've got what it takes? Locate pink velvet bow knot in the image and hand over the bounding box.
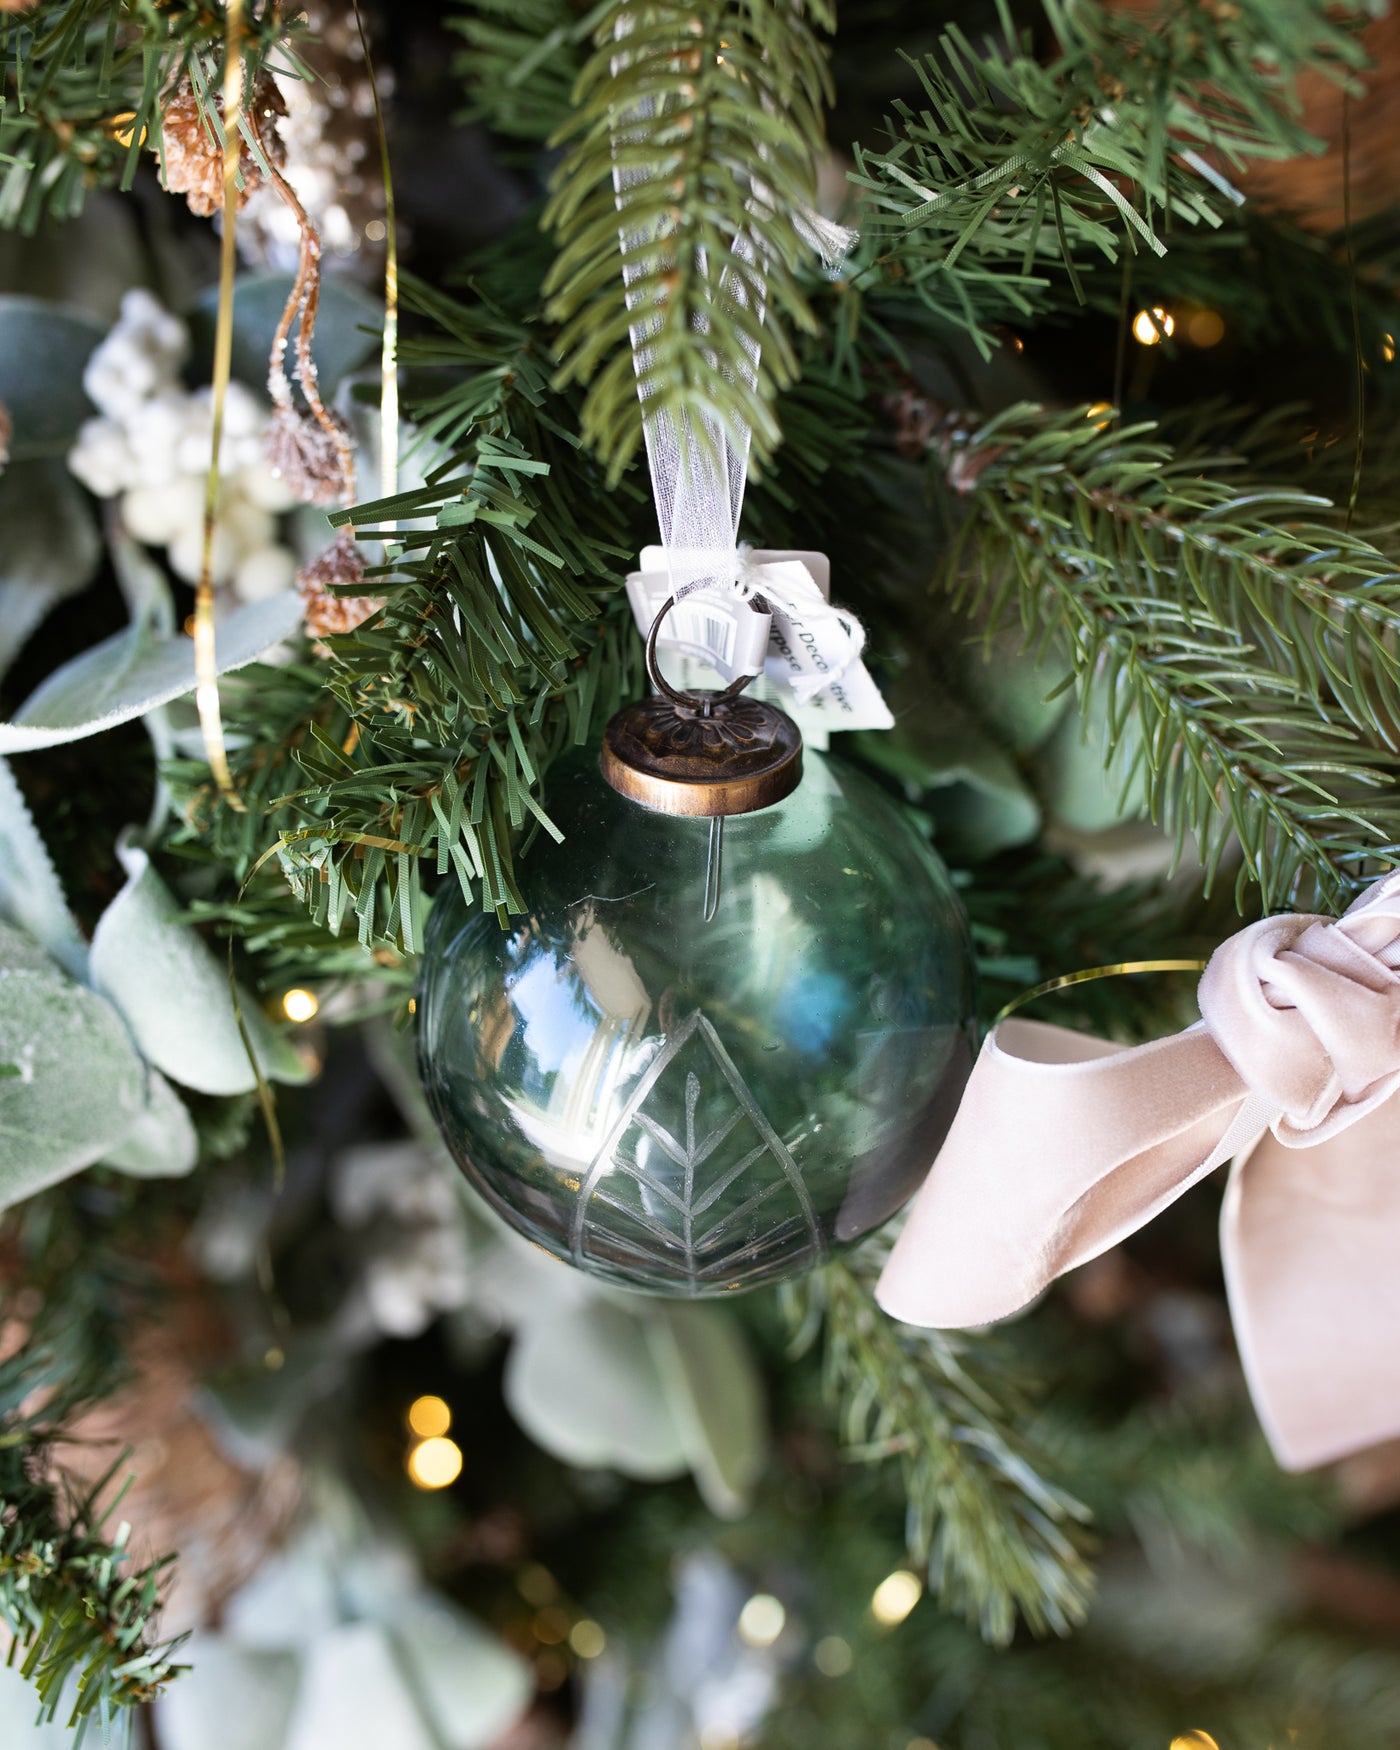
[877,871,1400,1470]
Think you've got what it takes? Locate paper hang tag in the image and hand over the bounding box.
[624,566,772,680]
[627,549,894,735]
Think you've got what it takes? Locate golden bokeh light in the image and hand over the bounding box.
[569,1619,607,1659]
[814,1634,853,1676]
[736,1593,786,1648]
[1187,309,1225,348]
[517,1563,558,1605]
[281,987,320,1023]
[535,1650,568,1691]
[870,1569,923,1626]
[533,1606,571,1646]
[406,1435,463,1490]
[1132,306,1175,345]
[1170,1734,1221,1750]
[406,1394,452,1438]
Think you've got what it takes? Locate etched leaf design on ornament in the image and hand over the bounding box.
[572,1011,821,1286]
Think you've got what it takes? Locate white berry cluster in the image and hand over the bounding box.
[67,289,300,604]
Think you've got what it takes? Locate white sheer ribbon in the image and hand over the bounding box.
[610,16,864,701]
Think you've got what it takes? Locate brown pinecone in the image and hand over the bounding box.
[266,402,354,508]
[52,1271,303,1638]
[299,526,382,640]
[159,74,287,218]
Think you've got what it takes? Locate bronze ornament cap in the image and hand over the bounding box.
[601,691,803,817]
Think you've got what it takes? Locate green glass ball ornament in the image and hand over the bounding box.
[418,655,975,1296]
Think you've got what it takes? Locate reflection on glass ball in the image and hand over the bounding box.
[418,748,975,1295]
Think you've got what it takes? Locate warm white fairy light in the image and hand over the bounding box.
[814,1635,852,1676]
[736,1593,786,1648]
[406,1435,463,1489]
[282,987,320,1023]
[1132,306,1175,345]
[406,1394,451,1438]
[870,1569,922,1626]
[569,1619,607,1659]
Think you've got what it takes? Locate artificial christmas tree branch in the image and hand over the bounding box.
[936,403,1400,909]
[543,0,838,477]
[452,0,594,145]
[794,1247,1095,1646]
[0,1200,182,1739]
[0,0,300,233]
[173,275,646,944]
[853,0,1370,351]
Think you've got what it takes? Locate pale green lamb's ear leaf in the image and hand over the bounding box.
[190,273,381,401]
[850,710,1041,862]
[156,1637,301,1750]
[0,922,151,1206]
[388,1595,533,1750]
[1036,698,1149,835]
[101,1068,198,1178]
[0,296,104,458]
[0,757,87,979]
[0,460,102,681]
[282,1623,440,1750]
[648,1304,768,1519]
[965,629,1072,756]
[0,1659,94,1748]
[504,1298,689,1479]
[0,589,303,753]
[89,840,309,1096]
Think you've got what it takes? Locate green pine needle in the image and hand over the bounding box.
[937,403,1400,911]
[852,0,1369,354]
[543,0,837,478]
[790,1244,1096,1647]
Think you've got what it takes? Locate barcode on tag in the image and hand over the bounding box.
[669,604,736,669]
[625,569,773,682]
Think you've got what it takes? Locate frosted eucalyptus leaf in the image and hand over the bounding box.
[0,590,303,753]
[648,1304,768,1519]
[0,297,103,456]
[504,1298,688,1478]
[0,460,102,680]
[0,922,149,1204]
[89,842,309,1096]
[972,633,1072,755]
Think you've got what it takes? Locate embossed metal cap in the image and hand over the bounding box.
[601,690,803,816]
[602,588,804,816]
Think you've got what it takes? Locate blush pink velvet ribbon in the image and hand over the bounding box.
[877,871,1400,1470]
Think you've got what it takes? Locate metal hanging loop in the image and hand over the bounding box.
[643,592,765,714]
[600,593,804,817]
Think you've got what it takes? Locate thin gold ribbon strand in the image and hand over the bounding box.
[351,0,399,502]
[994,958,1209,1026]
[195,0,247,811]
